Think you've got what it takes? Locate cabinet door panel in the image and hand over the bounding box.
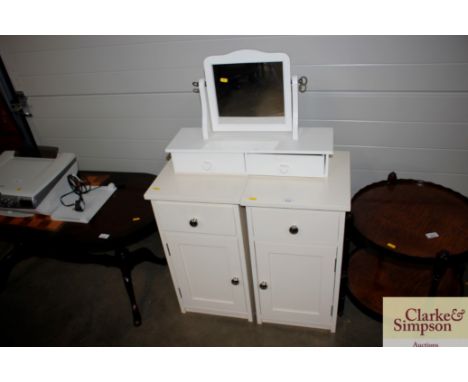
[165,232,248,316]
[255,242,336,328]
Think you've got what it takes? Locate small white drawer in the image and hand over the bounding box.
[250,207,340,246]
[154,201,238,236]
[245,154,327,177]
[171,152,245,174]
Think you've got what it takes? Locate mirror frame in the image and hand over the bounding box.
[203,50,292,132]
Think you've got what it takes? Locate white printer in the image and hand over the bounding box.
[0,150,78,216]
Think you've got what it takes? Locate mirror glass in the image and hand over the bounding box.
[213,62,284,117]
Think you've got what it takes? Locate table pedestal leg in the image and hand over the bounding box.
[429,251,450,296]
[0,244,27,291]
[116,248,142,327]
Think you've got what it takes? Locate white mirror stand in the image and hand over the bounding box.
[166,50,333,178]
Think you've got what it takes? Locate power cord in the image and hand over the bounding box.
[60,174,100,212]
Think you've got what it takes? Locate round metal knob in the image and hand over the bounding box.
[189,218,198,227]
[289,225,299,235]
[298,76,308,93]
[231,277,239,286]
[259,281,268,290]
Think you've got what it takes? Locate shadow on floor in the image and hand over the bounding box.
[0,237,383,346]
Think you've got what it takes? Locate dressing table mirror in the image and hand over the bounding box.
[203,50,292,133]
[166,49,333,177]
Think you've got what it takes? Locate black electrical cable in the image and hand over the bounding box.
[59,174,100,212]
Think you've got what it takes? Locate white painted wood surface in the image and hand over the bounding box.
[152,200,253,321]
[146,152,350,331]
[143,159,248,205]
[163,231,250,319]
[166,127,333,177]
[253,240,337,329]
[155,201,239,236]
[249,208,340,246]
[0,36,466,195]
[241,151,351,211]
[166,128,333,154]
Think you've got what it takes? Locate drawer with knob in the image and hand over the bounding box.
[171,152,245,175]
[153,201,238,236]
[245,153,327,177]
[249,207,340,246]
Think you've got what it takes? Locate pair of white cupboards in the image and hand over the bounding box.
[144,50,350,332]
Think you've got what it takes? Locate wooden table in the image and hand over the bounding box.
[0,171,166,326]
[347,173,468,317]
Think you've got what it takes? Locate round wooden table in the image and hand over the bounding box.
[0,171,167,326]
[347,173,468,317]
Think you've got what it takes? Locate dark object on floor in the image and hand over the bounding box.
[0,171,166,326]
[346,172,468,316]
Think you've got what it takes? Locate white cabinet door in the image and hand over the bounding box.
[165,232,249,319]
[254,242,337,329]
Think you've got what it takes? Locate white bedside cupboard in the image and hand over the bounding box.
[144,151,350,332]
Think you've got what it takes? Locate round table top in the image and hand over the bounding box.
[352,178,468,259]
[0,171,157,252]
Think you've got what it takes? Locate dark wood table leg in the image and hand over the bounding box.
[0,243,28,291]
[1,240,166,327]
[116,247,143,327]
[455,260,466,295]
[429,251,450,296]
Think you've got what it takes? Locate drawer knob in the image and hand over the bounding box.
[231,277,240,286]
[259,281,268,290]
[202,161,213,171]
[279,164,290,174]
[189,218,198,227]
[289,225,299,235]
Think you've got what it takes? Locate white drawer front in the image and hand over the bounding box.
[154,201,238,236]
[171,152,245,174]
[245,154,326,177]
[250,207,340,246]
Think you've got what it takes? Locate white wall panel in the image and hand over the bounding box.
[29,92,468,123]
[300,64,468,92]
[339,146,468,174]
[18,63,468,96]
[40,137,169,162]
[299,92,468,122]
[302,120,468,150]
[29,93,200,119]
[0,36,232,53]
[3,36,468,75]
[32,118,467,150]
[77,157,166,174]
[0,35,467,196]
[32,117,200,140]
[20,68,202,96]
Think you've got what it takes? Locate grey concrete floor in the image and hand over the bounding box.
[0,236,383,346]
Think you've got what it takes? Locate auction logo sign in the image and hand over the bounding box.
[383,297,468,347]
